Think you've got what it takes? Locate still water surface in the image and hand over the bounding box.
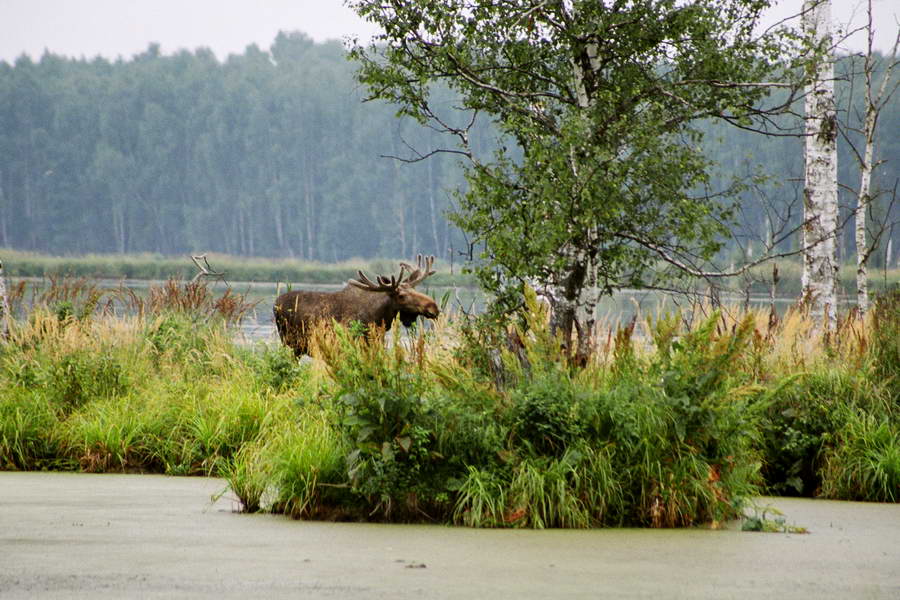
[0,472,897,600]
[10,277,842,344]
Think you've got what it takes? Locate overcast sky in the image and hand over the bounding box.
[0,0,896,64]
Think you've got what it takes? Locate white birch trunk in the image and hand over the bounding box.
[0,258,11,339]
[854,0,898,315]
[855,112,875,315]
[802,0,838,331]
[540,32,603,359]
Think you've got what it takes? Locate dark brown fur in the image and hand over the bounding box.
[274,279,439,356]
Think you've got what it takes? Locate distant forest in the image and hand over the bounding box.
[1,32,898,266]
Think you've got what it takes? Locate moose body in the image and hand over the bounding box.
[273,255,439,356]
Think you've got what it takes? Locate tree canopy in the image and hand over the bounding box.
[348,0,810,357]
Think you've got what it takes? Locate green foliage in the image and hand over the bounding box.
[313,303,765,526]
[870,288,900,400]
[144,313,210,361]
[0,390,64,470]
[741,504,808,534]
[820,410,900,502]
[224,404,349,518]
[509,375,588,457]
[2,274,899,527]
[264,419,349,518]
[347,0,818,334]
[322,326,445,518]
[240,344,310,393]
[46,351,128,413]
[757,367,892,496]
[452,466,508,527]
[61,396,159,472]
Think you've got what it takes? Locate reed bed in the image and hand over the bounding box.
[1,277,897,528]
[0,249,472,287]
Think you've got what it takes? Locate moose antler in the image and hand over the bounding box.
[399,254,436,288]
[349,256,434,292]
[348,264,409,293]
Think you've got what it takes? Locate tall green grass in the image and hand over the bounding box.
[1,276,898,527]
[0,277,308,476]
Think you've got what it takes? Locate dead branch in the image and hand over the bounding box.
[190,254,227,285]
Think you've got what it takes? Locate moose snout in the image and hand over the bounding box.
[424,303,440,319]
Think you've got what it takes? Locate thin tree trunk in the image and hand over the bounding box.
[113,202,127,254]
[854,0,898,315]
[392,162,408,258]
[544,26,604,362]
[802,0,839,331]
[247,204,255,257]
[0,258,11,339]
[855,116,874,315]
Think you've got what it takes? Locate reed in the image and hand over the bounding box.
[1,275,897,527]
[0,249,474,287]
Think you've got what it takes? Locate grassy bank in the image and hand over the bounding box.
[0,249,474,287]
[1,278,898,527]
[2,248,898,295]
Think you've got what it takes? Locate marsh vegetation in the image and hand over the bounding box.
[1,277,897,527]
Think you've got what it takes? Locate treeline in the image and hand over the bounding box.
[0,33,494,261]
[1,33,898,265]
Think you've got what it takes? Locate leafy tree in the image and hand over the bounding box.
[348,0,802,358]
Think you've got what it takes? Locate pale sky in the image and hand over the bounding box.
[0,0,897,64]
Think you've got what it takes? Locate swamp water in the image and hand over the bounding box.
[9,277,830,345]
[0,471,898,599]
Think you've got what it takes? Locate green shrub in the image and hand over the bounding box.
[224,403,349,517]
[145,313,209,359]
[757,367,891,496]
[179,386,272,475]
[61,397,159,472]
[820,410,900,502]
[322,326,445,518]
[452,466,508,527]
[265,419,349,518]
[506,450,592,529]
[46,351,128,413]
[509,374,589,457]
[240,344,311,393]
[870,288,900,403]
[0,390,64,470]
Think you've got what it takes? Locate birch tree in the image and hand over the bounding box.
[801,0,839,330]
[0,258,10,339]
[849,0,900,315]
[349,0,800,360]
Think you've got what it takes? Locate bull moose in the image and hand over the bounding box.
[273,255,440,356]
